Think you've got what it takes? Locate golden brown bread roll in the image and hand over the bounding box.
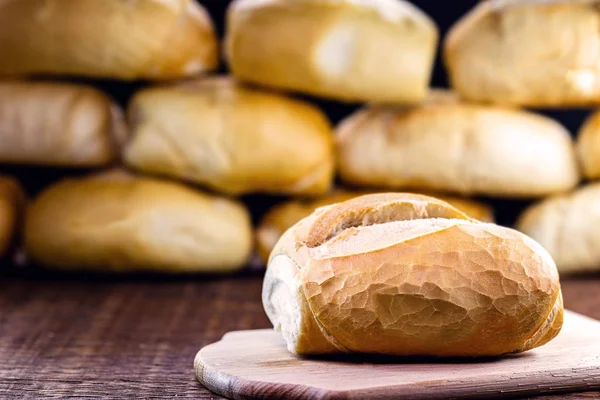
[336,91,580,198]
[124,77,334,196]
[0,176,25,257]
[24,171,252,273]
[445,0,600,107]
[256,190,494,262]
[263,193,563,356]
[576,110,600,179]
[0,0,217,80]
[516,183,600,274]
[0,82,126,166]
[225,0,438,103]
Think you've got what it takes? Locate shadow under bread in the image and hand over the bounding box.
[0,260,266,284]
[270,350,532,366]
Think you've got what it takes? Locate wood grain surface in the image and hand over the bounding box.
[195,311,600,400]
[1,268,599,399]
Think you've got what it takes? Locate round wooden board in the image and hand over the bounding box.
[195,311,600,400]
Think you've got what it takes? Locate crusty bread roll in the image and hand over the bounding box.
[124,77,334,196]
[257,190,494,262]
[445,0,600,107]
[24,171,252,273]
[576,110,600,179]
[0,0,217,80]
[225,0,438,103]
[263,193,563,356]
[0,82,126,166]
[517,183,600,274]
[0,176,25,257]
[336,91,580,197]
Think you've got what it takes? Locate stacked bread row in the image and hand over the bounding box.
[243,0,600,275]
[1,0,600,274]
[0,0,224,271]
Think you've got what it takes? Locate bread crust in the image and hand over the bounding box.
[124,77,334,196]
[445,0,600,107]
[257,191,495,262]
[0,176,25,257]
[226,0,438,103]
[0,81,126,166]
[0,0,217,80]
[517,182,600,274]
[336,91,580,197]
[264,193,563,356]
[24,171,253,273]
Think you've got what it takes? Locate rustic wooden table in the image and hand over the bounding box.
[1,267,599,399]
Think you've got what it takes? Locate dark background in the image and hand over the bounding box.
[0,0,592,230]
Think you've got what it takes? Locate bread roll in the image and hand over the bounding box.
[517,183,600,274]
[437,196,495,223]
[0,176,25,257]
[24,172,252,273]
[336,91,580,197]
[445,0,600,107]
[264,193,563,356]
[0,0,217,80]
[257,190,494,262]
[124,77,334,196]
[576,110,600,179]
[225,0,438,103]
[0,82,125,166]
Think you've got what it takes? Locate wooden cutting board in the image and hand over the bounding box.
[195,310,600,399]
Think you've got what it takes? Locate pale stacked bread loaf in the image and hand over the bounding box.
[225,0,438,103]
[0,0,218,80]
[25,171,252,273]
[124,77,334,196]
[445,0,600,107]
[0,82,126,167]
[517,183,600,275]
[336,90,579,197]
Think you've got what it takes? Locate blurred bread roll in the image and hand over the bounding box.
[0,0,217,80]
[438,196,494,223]
[336,91,580,197]
[264,193,563,356]
[0,82,125,166]
[257,190,494,261]
[576,110,600,179]
[517,183,600,274]
[225,0,438,103]
[24,172,252,273]
[0,177,25,257]
[445,0,600,107]
[124,77,334,196]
